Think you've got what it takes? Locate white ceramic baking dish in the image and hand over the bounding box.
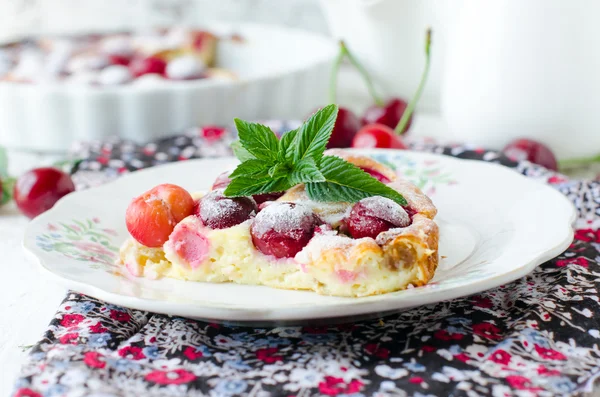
[0,22,337,152]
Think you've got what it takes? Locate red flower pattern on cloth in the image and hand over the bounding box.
[145,369,196,385]
[471,295,493,308]
[548,175,568,185]
[534,344,567,361]
[537,365,561,376]
[454,353,470,363]
[60,314,84,327]
[183,346,204,360]
[118,346,145,360]
[505,375,543,391]
[109,309,131,322]
[574,228,600,243]
[364,343,390,359]
[89,322,108,333]
[318,376,363,396]
[58,333,79,345]
[256,347,283,364]
[14,388,42,397]
[472,322,502,340]
[83,352,106,369]
[488,349,511,365]
[434,329,464,341]
[556,257,589,268]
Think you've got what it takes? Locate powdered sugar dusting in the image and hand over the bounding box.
[251,202,314,238]
[200,190,245,221]
[361,196,409,227]
[295,229,355,264]
[375,228,406,245]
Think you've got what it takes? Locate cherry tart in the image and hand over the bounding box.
[118,150,439,297]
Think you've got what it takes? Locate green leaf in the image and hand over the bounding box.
[268,163,290,179]
[0,147,7,179]
[229,159,271,179]
[289,158,325,185]
[278,129,298,161]
[291,104,338,164]
[224,176,293,197]
[1,177,15,205]
[231,140,256,162]
[306,156,407,205]
[234,119,279,161]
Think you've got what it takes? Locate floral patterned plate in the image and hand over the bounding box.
[23,149,576,325]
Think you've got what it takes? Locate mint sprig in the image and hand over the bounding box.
[305,156,405,204]
[225,104,407,205]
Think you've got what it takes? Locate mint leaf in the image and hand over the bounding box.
[234,119,278,161]
[306,156,407,205]
[289,158,324,185]
[278,129,297,162]
[292,104,338,163]
[231,140,256,162]
[0,147,8,179]
[268,163,290,179]
[229,159,270,179]
[224,175,292,197]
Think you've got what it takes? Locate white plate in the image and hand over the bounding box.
[0,22,337,152]
[23,149,576,325]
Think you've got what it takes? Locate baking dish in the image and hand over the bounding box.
[0,22,337,152]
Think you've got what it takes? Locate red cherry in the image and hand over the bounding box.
[326,107,362,148]
[362,98,413,132]
[252,192,284,205]
[250,202,320,258]
[126,184,195,247]
[359,167,391,183]
[196,190,257,229]
[129,56,167,77]
[346,197,410,239]
[351,124,407,149]
[109,55,131,66]
[502,138,558,171]
[13,167,75,219]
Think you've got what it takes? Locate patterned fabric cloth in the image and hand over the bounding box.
[13,123,600,397]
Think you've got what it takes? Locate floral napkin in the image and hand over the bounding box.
[12,123,600,397]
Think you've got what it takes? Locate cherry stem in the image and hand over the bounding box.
[329,41,346,104]
[339,41,385,107]
[395,28,432,135]
[558,154,600,169]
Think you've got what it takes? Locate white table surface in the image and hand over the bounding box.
[1,67,598,397]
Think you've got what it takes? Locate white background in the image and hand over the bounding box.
[0,0,329,43]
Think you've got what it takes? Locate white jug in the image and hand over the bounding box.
[441,0,600,159]
[319,0,450,113]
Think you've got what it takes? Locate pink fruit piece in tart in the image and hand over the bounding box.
[118,150,439,297]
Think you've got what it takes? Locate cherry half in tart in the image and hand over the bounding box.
[118,150,439,297]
